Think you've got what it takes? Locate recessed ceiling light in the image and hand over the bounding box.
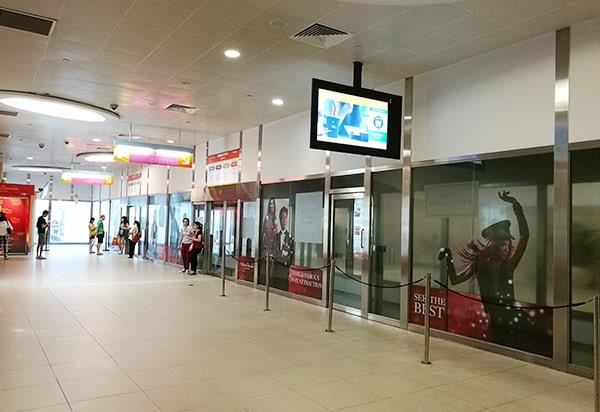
[61,58,71,63]
[272,98,284,106]
[26,156,33,160]
[77,152,114,163]
[13,165,68,173]
[0,91,119,122]
[269,20,289,29]
[166,139,175,144]
[224,49,241,59]
[131,135,141,140]
[92,138,101,142]
[101,166,107,170]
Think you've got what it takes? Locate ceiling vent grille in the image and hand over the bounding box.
[0,133,10,139]
[164,103,198,114]
[292,23,353,49]
[0,8,56,36]
[0,109,18,117]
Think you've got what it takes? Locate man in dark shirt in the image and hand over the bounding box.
[36,210,49,260]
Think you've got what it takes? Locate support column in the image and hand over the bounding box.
[553,27,571,370]
[400,77,414,328]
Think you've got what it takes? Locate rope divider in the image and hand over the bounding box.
[334,265,426,289]
[270,257,331,271]
[225,249,267,264]
[433,279,594,310]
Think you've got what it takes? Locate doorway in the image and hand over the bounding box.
[207,201,237,276]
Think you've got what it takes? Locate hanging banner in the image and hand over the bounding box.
[207,149,239,187]
[288,266,322,299]
[61,170,113,185]
[127,172,142,196]
[114,138,193,168]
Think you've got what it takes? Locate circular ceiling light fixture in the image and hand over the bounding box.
[166,139,175,144]
[272,98,284,106]
[0,91,120,122]
[77,151,115,163]
[92,138,101,142]
[224,49,241,59]
[12,165,68,173]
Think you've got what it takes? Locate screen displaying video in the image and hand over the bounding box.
[316,88,389,151]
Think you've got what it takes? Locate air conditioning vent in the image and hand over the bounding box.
[0,109,18,117]
[292,23,353,49]
[0,8,56,36]
[0,133,10,139]
[164,103,198,114]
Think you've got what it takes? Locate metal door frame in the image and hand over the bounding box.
[329,190,370,318]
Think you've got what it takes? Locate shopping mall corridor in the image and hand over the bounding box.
[0,246,593,411]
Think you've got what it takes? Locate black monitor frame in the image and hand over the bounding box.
[309,78,402,159]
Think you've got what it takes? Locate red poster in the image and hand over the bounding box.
[0,183,35,196]
[0,196,31,253]
[288,266,322,299]
[409,286,449,331]
[237,256,254,282]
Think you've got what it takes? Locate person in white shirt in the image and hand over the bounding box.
[179,218,193,274]
[0,212,13,260]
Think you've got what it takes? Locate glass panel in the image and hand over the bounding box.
[332,197,363,310]
[109,199,120,249]
[224,204,236,276]
[193,204,206,272]
[209,204,223,274]
[370,169,402,319]
[571,148,600,367]
[92,202,100,220]
[331,173,363,189]
[167,193,192,264]
[49,200,92,243]
[239,201,258,282]
[147,195,167,260]
[411,154,554,357]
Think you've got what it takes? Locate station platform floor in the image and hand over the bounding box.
[0,246,593,411]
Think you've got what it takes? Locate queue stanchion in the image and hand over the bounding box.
[422,273,432,365]
[264,254,271,312]
[594,295,599,412]
[326,260,335,333]
[220,255,226,297]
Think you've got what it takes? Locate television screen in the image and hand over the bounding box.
[310,79,402,159]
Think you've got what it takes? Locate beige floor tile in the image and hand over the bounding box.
[53,359,121,382]
[0,382,66,411]
[113,352,178,372]
[436,376,526,408]
[0,350,49,371]
[145,381,230,412]
[296,380,385,410]
[187,357,258,380]
[60,372,139,402]
[44,345,113,365]
[0,365,56,390]
[347,371,429,397]
[71,391,160,412]
[268,364,339,389]
[243,389,329,412]
[211,372,293,400]
[129,364,201,391]
[21,404,71,412]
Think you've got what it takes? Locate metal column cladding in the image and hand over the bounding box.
[400,77,413,328]
[553,27,571,369]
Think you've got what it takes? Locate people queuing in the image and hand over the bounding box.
[179,218,193,274]
[0,212,13,260]
[128,220,141,259]
[96,215,105,255]
[88,217,97,254]
[118,216,129,255]
[187,222,204,276]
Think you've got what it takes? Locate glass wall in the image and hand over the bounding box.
[167,193,192,264]
[571,148,600,367]
[92,202,100,221]
[109,199,121,248]
[370,169,403,319]
[147,195,167,260]
[49,200,92,243]
[238,200,258,282]
[412,154,554,357]
[260,179,325,299]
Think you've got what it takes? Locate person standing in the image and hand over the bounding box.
[179,218,193,273]
[88,217,97,254]
[119,216,129,255]
[36,210,49,260]
[96,215,105,255]
[188,222,203,275]
[128,221,141,259]
[0,212,13,260]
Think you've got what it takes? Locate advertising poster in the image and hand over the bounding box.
[294,192,323,244]
[0,195,31,253]
[207,149,239,187]
[127,172,142,196]
[147,203,166,260]
[261,197,292,291]
[237,256,254,282]
[114,139,193,168]
[288,266,322,299]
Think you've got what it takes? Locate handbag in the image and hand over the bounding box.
[6,227,11,235]
[111,236,119,246]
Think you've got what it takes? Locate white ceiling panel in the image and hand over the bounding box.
[433,14,505,42]
[125,0,192,28]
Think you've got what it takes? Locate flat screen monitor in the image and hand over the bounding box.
[310,78,402,159]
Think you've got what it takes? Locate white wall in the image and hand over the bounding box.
[373,79,405,168]
[170,166,192,193]
[194,144,206,189]
[262,111,326,180]
[571,16,600,143]
[241,126,259,182]
[412,33,555,162]
[148,165,168,195]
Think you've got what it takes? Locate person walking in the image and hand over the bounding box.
[36,210,49,260]
[119,216,129,255]
[179,217,193,274]
[96,215,105,255]
[188,222,204,275]
[88,217,97,254]
[0,212,13,260]
[128,221,141,259]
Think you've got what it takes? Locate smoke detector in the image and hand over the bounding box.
[292,23,353,49]
[164,103,198,114]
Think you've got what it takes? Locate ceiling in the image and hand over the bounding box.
[0,0,599,171]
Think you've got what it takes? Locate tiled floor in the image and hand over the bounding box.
[0,246,593,411]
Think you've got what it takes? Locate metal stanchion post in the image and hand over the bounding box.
[264,254,271,312]
[594,295,599,412]
[422,273,432,365]
[220,256,226,297]
[326,260,335,332]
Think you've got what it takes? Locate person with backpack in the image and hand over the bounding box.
[88,217,97,254]
[0,212,13,260]
[128,221,141,259]
[188,222,204,275]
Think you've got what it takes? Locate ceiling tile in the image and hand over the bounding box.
[433,14,506,42]
[318,3,411,35]
[454,0,503,12]
[96,49,143,69]
[139,46,199,76]
[272,0,345,21]
[363,13,428,46]
[51,18,111,48]
[247,7,313,38]
[0,0,65,18]
[400,3,471,30]
[60,0,133,29]
[198,0,271,26]
[178,13,239,42]
[478,0,565,25]
[106,16,173,57]
[427,43,481,67]
[126,0,191,28]
[158,0,209,11]
[399,32,459,55]
[466,28,531,54]
[221,28,283,59]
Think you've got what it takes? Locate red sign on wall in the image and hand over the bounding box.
[0,183,35,196]
[288,265,323,299]
[0,196,31,253]
[237,256,254,282]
